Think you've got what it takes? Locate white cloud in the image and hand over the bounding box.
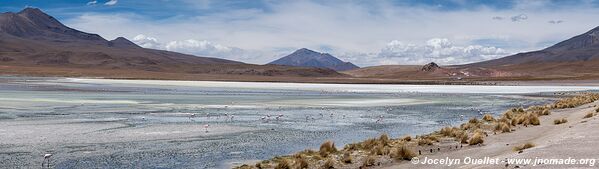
[132,34,162,49]
[130,34,265,63]
[104,0,118,6]
[510,14,528,22]
[86,1,97,6]
[373,38,508,65]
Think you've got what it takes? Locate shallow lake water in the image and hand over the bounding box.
[1,77,598,168]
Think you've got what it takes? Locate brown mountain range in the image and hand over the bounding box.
[344,26,599,81]
[0,8,342,80]
[2,8,599,83]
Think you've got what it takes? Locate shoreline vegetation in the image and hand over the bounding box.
[234,93,599,169]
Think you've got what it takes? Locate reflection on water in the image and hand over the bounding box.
[0,77,590,168]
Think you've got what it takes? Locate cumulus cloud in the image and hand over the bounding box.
[131,34,263,62]
[373,38,508,65]
[86,1,97,6]
[104,0,118,6]
[132,34,162,49]
[510,14,528,22]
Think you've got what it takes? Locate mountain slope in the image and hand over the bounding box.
[470,26,599,67]
[346,26,599,80]
[269,48,359,71]
[0,8,342,78]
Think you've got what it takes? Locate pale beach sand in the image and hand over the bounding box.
[382,100,599,169]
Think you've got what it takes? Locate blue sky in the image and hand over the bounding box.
[2,0,599,66]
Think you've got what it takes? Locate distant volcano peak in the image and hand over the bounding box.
[0,7,105,42]
[269,48,359,71]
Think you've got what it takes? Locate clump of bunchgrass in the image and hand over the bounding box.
[529,113,540,125]
[468,132,484,145]
[295,157,309,169]
[513,142,535,151]
[341,151,352,164]
[362,155,376,167]
[482,114,495,122]
[402,136,412,142]
[583,112,595,119]
[391,146,415,161]
[494,122,511,133]
[379,133,390,146]
[319,140,337,157]
[553,118,568,125]
[275,159,291,169]
[322,158,335,169]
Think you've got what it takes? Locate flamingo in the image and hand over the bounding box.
[42,153,52,168]
[204,124,210,133]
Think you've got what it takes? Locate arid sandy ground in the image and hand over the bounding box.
[383,100,599,169]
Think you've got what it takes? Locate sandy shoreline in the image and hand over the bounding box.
[382,99,599,168]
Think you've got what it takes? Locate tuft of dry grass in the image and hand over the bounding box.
[541,109,551,115]
[362,155,376,167]
[529,113,540,125]
[371,145,385,156]
[275,159,291,169]
[583,112,595,119]
[322,158,335,169]
[361,138,378,150]
[295,157,309,169]
[402,136,412,142]
[513,142,535,151]
[553,118,568,125]
[504,111,514,119]
[392,146,415,161]
[469,118,480,124]
[379,133,390,146]
[341,151,352,164]
[482,114,495,122]
[459,133,469,144]
[319,141,337,157]
[468,132,484,145]
[495,122,511,133]
[417,137,433,146]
